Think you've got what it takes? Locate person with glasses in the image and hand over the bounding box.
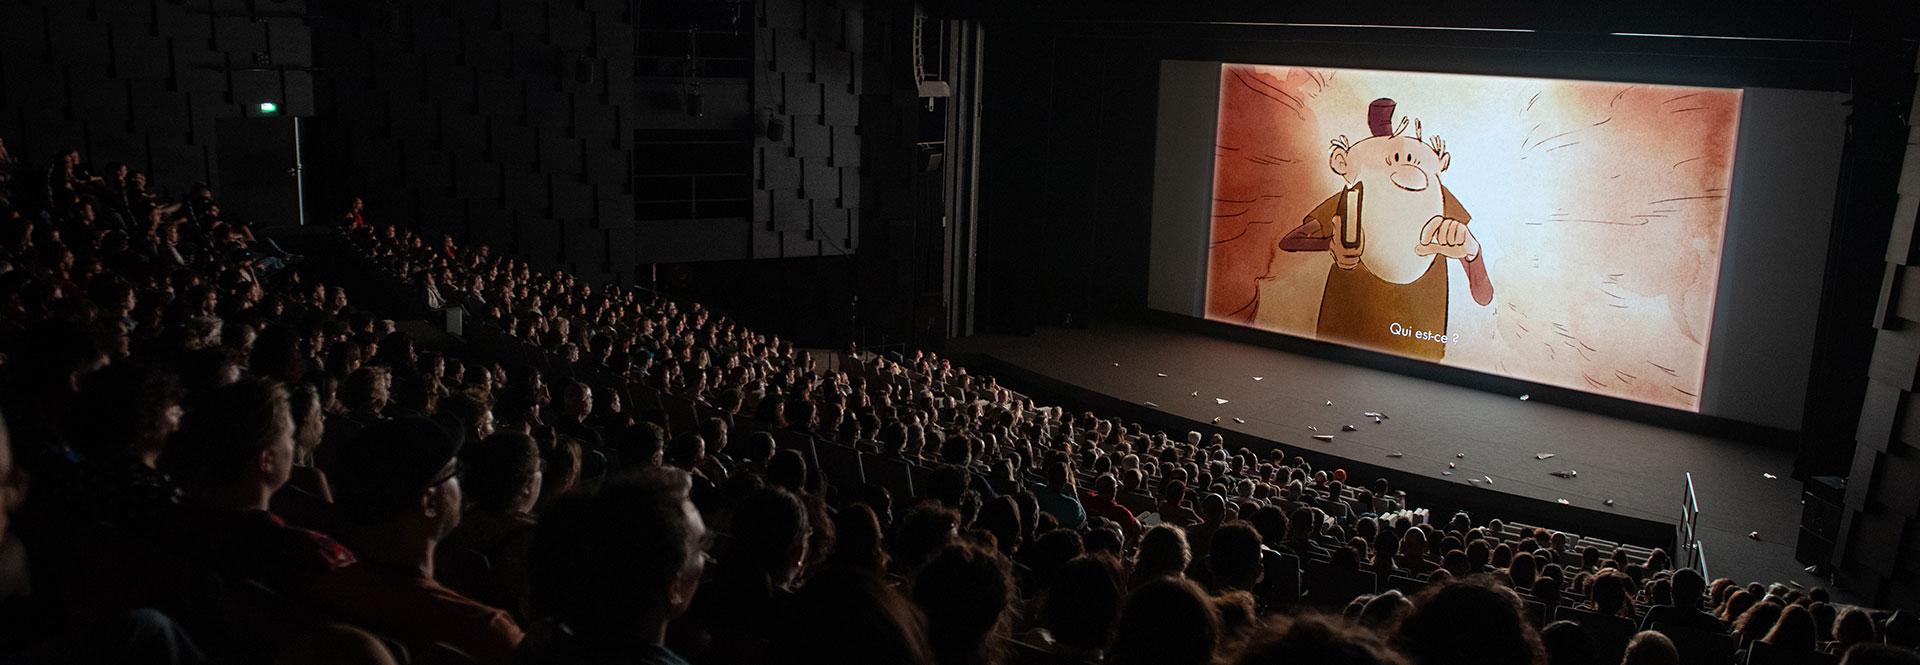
[308,417,524,665]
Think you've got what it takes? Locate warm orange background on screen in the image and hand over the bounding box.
[1205,64,1740,411]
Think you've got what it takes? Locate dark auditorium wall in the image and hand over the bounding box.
[652,0,927,350]
[749,0,867,259]
[1840,45,1920,607]
[305,0,638,284]
[0,0,315,198]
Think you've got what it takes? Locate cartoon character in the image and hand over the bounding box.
[1277,98,1494,361]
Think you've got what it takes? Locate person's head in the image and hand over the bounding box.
[1133,525,1192,585]
[768,448,808,493]
[563,381,592,420]
[66,362,184,466]
[1587,569,1633,616]
[1668,567,1706,609]
[729,485,810,586]
[611,422,668,469]
[339,366,391,416]
[774,564,935,665]
[1042,554,1125,653]
[1619,631,1678,665]
[1764,604,1819,652]
[666,433,705,470]
[1720,589,1756,623]
[826,503,888,573]
[976,495,1023,555]
[1840,644,1920,665]
[893,502,961,573]
[1833,607,1879,649]
[328,417,465,546]
[1538,620,1594,665]
[1358,590,1414,633]
[164,378,295,507]
[1395,577,1545,665]
[1208,521,1266,591]
[1235,613,1411,665]
[1109,577,1219,665]
[912,542,1015,665]
[1508,551,1537,588]
[460,432,543,514]
[528,467,707,640]
[1735,600,1785,645]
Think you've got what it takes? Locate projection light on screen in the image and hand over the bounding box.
[1204,63,1740,412]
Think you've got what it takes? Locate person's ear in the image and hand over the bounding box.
[421,489,440,519]
[257,447,277,476]
[1329,146,1350,177]
[1437,151,1450,173]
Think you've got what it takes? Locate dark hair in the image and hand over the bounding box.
[1208,521,1265,591]
[1669,567,1706,609]
[1763,604,1819,652]
[912,543,1015,665]
[729,486,809,580]
[893,503,961,574]
[1109,577,1219,665]
[1395,577,1545,665]
[774,565,935,665]
[1538,620,1594,665]
[1735,601,1785,645]
[1236,613,1411,665]
[1840,644,1920,665]
[1042,554,1125,650]
[825,503,889,573]
[66,362,183,462]
[528,467,702,635]
[611,422,667,469]
[1133,525,1191,587]
[164,378,290,491]
[1620,631,1678,665]
[976,495,1023,555]
[461,432,541,512]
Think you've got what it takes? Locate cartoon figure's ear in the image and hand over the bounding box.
[1330,145,1350,177]
[1436,150,1450,173]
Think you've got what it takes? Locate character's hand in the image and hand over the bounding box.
[1326,214,1362,270]
[1415,215,1480,261]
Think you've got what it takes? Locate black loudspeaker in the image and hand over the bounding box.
[766,116,787,142]
[1797,476,1846,569]
[574,56,596,84]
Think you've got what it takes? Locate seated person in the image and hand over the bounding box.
[307,418,523,665]
[519,467,708,665]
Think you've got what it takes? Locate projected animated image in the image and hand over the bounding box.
[1205,64,1740,411]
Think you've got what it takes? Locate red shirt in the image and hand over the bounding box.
[1081,489,1142,540]
[306,562,525,665]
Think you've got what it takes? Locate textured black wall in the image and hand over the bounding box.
[0,0,315,198]
[307,0,637,284]
[750,0,869,259]
[1838,39,1920,608]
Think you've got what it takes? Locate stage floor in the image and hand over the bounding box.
[951,321,1830,591]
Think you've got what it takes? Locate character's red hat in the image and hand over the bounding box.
[1368,98,1397,137]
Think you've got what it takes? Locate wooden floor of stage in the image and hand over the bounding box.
[950,321,1834,592]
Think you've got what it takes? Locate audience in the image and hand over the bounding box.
[0,141,1910,665]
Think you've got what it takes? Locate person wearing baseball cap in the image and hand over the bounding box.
[305,417,524,665]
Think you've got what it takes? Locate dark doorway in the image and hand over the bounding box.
[214,117,304,228]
